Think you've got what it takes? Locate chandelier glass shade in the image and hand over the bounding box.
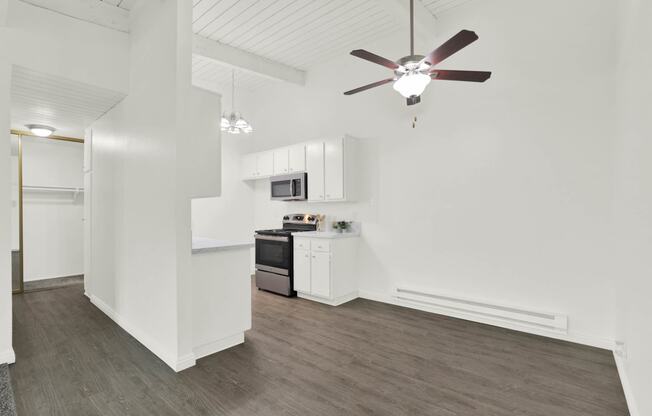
[221,111,252,134]
[222,70,253,135]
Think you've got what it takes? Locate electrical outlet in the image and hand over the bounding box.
[614,341,627,359]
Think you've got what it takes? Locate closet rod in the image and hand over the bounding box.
[10,129,84,143]
[23,185,85,192]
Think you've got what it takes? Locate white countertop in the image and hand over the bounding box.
[192,237,254,254]
[291,230,360,239]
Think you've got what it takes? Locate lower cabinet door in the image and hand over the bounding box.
[311,251,331,298]
[294,249,311,293]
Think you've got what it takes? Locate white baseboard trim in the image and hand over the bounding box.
[0,348,16,364]
[358,289,615,350]
[175,353,197,372]
[90,294,189,372]
[194,332,244,361]
[614,353,640,416]
[298,291,358,306]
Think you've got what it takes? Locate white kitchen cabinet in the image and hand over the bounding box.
[273,148,289,175]
[288,144,306,173]
[241,153,257,179]
[293,235,359,306]
[258,151,274,177]
[324,138,344,200]
[310,251,331,298]
[242,137,356,195]
[306,142,325,201]
[294,249,311,293]
[243,152,275,180]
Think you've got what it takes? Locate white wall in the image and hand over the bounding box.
[613,1,652,414]
[191,134,254,242]
[0,8,14,363]
[6,0,128,94]
[88,0,202,371]
[22,137,83,281]
[247,0,620,347]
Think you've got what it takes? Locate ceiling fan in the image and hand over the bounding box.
[344,0,491,106]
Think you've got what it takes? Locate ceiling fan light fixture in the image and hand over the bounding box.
[393,72,431,98]
[25,124,55,137]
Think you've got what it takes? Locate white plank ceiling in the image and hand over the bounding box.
[421,0,474,17]
[17,0,475,96]
[191,0,403,93]
[98,0,136,11]
[11,66,127,138]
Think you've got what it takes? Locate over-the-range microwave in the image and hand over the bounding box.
[270,172,307,201]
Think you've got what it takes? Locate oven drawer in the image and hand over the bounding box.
[311,240,330,253]
[294,238,310,251]
[255,270,293,297]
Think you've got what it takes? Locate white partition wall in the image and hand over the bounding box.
[87,0,205,371]
[0,12,14,364]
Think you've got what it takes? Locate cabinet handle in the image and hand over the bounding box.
[312,255,316,258]
[305,254,309,258]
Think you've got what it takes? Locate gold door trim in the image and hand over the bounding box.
[13,134,24,294]
[10,129,84,143]
[9,130,84,294]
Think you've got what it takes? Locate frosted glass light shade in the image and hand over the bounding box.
[26,124,55,137]
[393,73,431,98]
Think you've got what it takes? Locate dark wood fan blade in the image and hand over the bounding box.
[422,30,479,66]
[344,78,395,95]
[430,70,491,82]
[350,49,399,70]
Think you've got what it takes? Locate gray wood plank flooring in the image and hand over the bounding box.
[23,275,84,293]
[10,282,629,416]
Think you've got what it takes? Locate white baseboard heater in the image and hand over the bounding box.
[392,286,568,332]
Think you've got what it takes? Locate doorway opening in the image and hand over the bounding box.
[10,130,84,294]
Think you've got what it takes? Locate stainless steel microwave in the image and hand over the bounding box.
[270,172,307,201]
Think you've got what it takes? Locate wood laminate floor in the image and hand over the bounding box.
[10,282,629,416]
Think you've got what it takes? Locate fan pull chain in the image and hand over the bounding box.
[412,116,417,128]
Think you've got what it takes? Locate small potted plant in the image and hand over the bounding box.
[332,221,351,233]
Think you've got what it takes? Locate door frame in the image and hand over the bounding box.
[9,129,84,294]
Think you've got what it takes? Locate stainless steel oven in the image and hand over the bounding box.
[270,172,307,201]
[255,233,291,275]
[255,214,319,297]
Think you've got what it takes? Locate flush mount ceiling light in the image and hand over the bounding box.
[25,124,56,137]
[344,0,491,106]
[221,70,253,135]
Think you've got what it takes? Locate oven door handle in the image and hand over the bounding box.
[255,234,290,242]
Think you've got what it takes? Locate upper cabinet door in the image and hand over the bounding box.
[242,153,258,179]
[288,144,306,173]
[257,151,274,177]
[306,142,325,201]
[324,138,344,200]
[273,148,289,175]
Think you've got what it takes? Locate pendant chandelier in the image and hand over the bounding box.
[221,70,253,134]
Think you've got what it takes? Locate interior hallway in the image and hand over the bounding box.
[9,281,628,416]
